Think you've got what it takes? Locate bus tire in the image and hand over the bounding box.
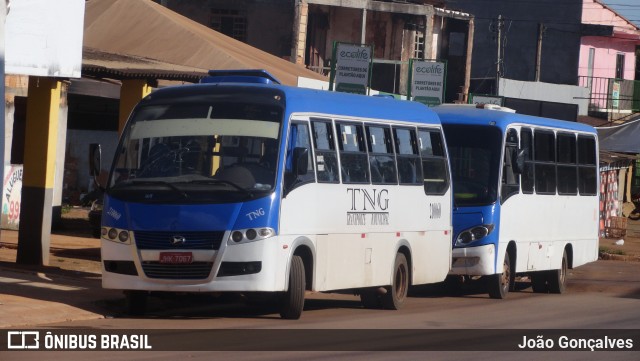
[548,250,568,294]
[488,252,512,299]
[530,272,548,293]
[125,290,148,316]
[279,255,305,319]
[381,253,409,310]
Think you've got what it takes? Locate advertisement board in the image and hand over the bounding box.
[329,42,372,95]
[469,93,504,106]
[407,59,446,107]
[5,0,85,78]
[2,165,23,230]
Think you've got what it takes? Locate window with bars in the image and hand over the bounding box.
[210,9,247,42]
[414,31,424,59]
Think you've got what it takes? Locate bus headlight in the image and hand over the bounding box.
[455,224,495,246]
[103,227,132,245]
[227,227,276,245]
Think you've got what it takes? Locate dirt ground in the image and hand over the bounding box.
[1,208,639,277]
[0,207,101,274]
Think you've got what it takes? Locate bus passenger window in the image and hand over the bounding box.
[534,130,556,194]
[418,129,449,195]
[577,135,597,195]
[366,125,397,184]
[520,128,534,194]
[557,133,577,195]
[337,122,369,184]
[393,127,422,185]
[312,119,339,183]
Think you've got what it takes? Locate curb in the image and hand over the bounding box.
[599,252,640,262]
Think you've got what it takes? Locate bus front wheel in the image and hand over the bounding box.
[488,252,513,299]
[381,253,409,310]
[279,255,305,319]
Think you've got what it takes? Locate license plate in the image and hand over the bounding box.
[159,252,193,264]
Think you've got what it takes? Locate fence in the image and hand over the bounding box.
[578,76,640,117]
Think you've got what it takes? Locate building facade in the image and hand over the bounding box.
[157,0,474,102]
[580,0,640,118]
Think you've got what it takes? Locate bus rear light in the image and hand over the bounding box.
[108,228,118,240]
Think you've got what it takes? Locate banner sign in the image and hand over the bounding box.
[408,59,446,107]
[469,93,504,106]
[6,0,85,78]
[329,42,373,95]
[2,165,23,230]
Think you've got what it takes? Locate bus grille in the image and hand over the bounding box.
[141,262,214,279]
[134,231,225,250]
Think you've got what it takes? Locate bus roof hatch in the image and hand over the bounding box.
[200,69,282,85]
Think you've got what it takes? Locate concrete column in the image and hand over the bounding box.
[0,0,6,248]
[16,77,62,265]
[291,0,309,65]
[424,14,434,60]
[52,82,69,228]
[361,8,367,44]
[119,79,152,135]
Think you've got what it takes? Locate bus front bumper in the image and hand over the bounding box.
[449,244,495,276]
[100,237,290,293]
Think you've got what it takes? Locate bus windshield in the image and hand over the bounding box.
[442,124,502,206]
[108,101,283,203]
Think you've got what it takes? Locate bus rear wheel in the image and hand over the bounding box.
[488,252,513,299]
[381,253,409,310]
[548,250,568,294]
[279,255,305,319]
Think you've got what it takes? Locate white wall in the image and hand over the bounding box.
[66,130,119,194]
[499,78,590,116]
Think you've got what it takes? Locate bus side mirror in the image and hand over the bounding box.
[292,147,309,176]
[513,149,525,174]
[89,143,104,189]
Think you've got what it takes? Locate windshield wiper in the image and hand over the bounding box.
[129,180,189,199]
[182,178,254,197]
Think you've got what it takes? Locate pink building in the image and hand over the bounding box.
[580,0,640,80]
[580,0,640,115]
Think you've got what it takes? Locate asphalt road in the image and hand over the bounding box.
[3,260,639,360]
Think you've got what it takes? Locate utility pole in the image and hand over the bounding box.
[535,23,545,82]
[495,14,504,96]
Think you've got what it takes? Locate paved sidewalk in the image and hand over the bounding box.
[0,229,119,328]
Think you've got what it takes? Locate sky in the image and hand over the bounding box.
[600,0,640,28]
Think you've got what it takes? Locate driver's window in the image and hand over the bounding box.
[501,128,520,203]
[286,121,315,187]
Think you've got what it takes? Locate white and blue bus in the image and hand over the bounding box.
[91,70,452,319]
[434,105,599,299]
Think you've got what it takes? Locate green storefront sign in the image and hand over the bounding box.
[329,42,373,95]
[407,59,446,107]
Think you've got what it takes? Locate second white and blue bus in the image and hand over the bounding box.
[434,104,599,298]
[90,70,453,319]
